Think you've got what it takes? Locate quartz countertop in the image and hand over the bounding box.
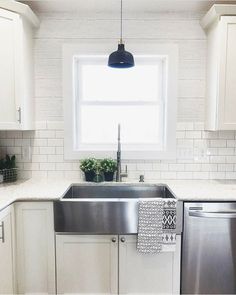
[1,178,236,211]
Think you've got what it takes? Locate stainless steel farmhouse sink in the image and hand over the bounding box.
[54,184,183,234]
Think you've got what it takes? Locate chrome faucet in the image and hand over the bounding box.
[116,124,128,182]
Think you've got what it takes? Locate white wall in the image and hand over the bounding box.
[1,11,236,180]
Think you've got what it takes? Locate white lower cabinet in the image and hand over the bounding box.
[15,202,56,294]
[56,234,181,295]
[56,235,118,294]
[0,205,16,294]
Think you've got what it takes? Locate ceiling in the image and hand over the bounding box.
[18,0,236,14]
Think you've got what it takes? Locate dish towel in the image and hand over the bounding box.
[137,199,177,254]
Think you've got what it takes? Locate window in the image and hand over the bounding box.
[63,44,178,159]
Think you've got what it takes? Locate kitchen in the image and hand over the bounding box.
[1,0,236,294]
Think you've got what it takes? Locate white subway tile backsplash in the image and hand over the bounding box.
[47,155,64,162]
[64,170,81,179]
[6,147,22,155]
[15,139,31,147]
[210,156,226,164]
[161,172,177,179]
[226,156,236,163]
[24,163,40,171]
[32,154,48,163]
[40,147,56,155]
[32,170,48,178]
[218,148,235,156]
[177,171,193,179]
[193,172,209,179]
[227,140,236,147]
[31,139,48,147]
[144,171,161,179]
[209,172,226,179]
[47,121,64,130]
[48,139,63,147]
[7,131,22,139]
[169,164,185,171]
[219,131,235,139]
[35,121,47,130]
[210,140,227,148]
[56,162,73,171]
[48,170,64,179]
[225,172,236,179]
[137,163,153,171]
[1,139,14,147]
[218,164,234,172]
[185,163,201,171]
[40,162,56,171]
[201,163,218,172]
[0,12,236,180]
[56,147,64,155]
[36,130,56,139]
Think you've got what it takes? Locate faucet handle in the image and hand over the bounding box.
[139,175,145,182]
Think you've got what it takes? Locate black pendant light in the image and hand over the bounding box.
[108,0,135,68]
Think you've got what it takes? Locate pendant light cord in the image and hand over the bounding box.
[120,0,123,43]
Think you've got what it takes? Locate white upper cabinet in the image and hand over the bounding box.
[0,2,39,130]
[201,5,236,130]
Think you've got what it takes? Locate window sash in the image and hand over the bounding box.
[74,55,165,152]
[75,55,164,104]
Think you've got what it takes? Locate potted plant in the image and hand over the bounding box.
[80,158,98,182]
[0,155,17,182]
[100,158,117,181]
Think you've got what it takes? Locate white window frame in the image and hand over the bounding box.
[63,42,178,160]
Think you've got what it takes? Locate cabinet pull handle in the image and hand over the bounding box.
[120,237,125,243]
[111,237,117,243]
[17,107,21,124]
[0,222,5,243]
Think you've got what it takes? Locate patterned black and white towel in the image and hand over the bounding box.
[137,199,177,254]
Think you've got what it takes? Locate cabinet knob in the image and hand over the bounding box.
[120,237,125,243]
[111,237,117,243]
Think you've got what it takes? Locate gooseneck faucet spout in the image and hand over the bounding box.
[116,124,128,182]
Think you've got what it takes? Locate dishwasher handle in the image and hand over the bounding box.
[189,211,236,219]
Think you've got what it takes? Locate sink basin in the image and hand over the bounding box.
[62,184,175,199]
[54,184,182,234]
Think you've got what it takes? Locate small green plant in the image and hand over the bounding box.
[100,158,117,173]
[0,155,17,182]
[80,158,98,173]
[0,155,16,170]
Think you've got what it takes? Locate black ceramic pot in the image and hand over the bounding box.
[84,171,96,182]
[104,172,114,182]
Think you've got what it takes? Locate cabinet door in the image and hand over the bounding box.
[218,16,236,129]
[0,205,15,294]
[15,202,56,294]
[56,235,118,294]
[0,9,20,129]
[119,235,181,295]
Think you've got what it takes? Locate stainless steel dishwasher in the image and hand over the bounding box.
[181,202,236,294]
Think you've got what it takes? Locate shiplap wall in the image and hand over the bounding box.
[1,11,236,180]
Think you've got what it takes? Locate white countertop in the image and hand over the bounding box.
[1,178,236,211]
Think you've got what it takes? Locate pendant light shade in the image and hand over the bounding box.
[108,43,134,68]
[108,0,134,68]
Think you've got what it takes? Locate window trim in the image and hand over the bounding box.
[63,42,178,160]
